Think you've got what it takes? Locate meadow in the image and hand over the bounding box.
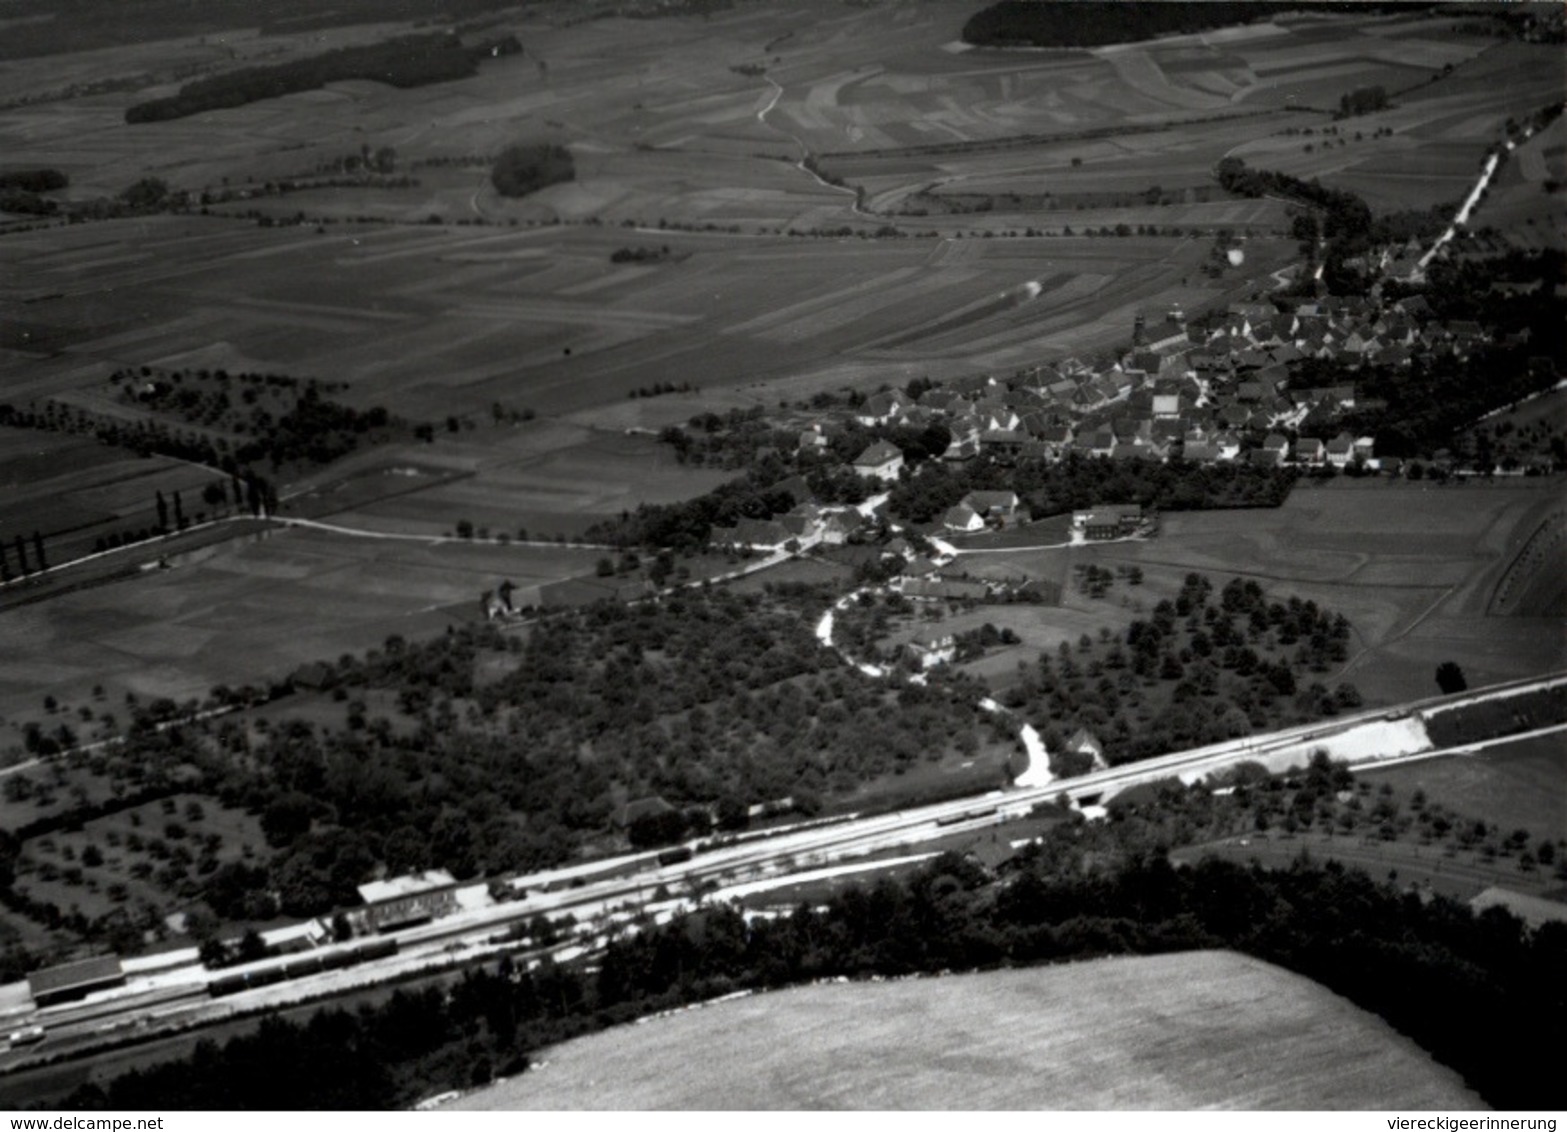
[454,951,1483,1110]
[1359,733,1567,845]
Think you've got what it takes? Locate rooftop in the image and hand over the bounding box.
[27,955,124,998]
[358,869,459,905]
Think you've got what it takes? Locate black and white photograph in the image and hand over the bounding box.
[0,0,1562,1118]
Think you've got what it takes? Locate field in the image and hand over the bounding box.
[1359,733,1567,845]
[0,524,606,748]
[453,951,1484,1110]
[0,5,1560,793]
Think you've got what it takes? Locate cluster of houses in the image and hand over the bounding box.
[809,287,1517,484]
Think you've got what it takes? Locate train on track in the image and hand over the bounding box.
[207,937,398,998]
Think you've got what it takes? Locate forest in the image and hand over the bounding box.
[124,33,485,124]
[47,767,1565,1110]
[960,1,1416,49]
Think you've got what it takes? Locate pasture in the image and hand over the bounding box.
[453,951,1483,1110]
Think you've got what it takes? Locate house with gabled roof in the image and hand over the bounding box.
[907,627,957,669]
[852,439,904,482]
[1325,433,1356,468]
[1259,433,1291,465]
[980,429,1028,461]
[965,490,1020,520]
[943,501,986,533]
[1293,437,1326,466]
[855,391,902,426]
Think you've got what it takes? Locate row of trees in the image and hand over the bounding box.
[0,532,47,581]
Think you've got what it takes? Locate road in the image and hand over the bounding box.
[2,667,1561,1075]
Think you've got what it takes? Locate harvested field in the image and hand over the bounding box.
[453,951,1484,1110]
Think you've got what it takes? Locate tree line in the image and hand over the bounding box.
[961,2,1411,49]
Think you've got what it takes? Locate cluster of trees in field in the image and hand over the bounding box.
[3,365,406,474]
[610,244,674,264]
[888,451,1297,526]
[49,766,1564,1110]
[124,34,488,124]
[961,1,1402,48]
[0,169,68,192]
[0,168,68,216]
[1006,573,1359,772]
[1335,84,1390,119]
[490,143,574,198]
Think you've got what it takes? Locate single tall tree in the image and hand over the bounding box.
[32,531,45,571]
[1435,661,1467,695]
[14,534,28,575]
[173,490,185,529]
[155,490,169,531]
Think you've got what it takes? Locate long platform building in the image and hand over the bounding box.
[27,955,126,1008]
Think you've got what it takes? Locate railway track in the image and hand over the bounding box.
[3,668,1562,1074]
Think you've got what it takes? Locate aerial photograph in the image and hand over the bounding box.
[0,0,1562,1116]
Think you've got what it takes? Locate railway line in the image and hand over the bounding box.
[2,668,1561,1077]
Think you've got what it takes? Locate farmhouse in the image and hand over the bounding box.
[357,870,461,933]
[964,490,1019,521]
[26,955,126,1007]
[903,578,989,603]
[1072,504,1143,541]
[906,628,957,668]
[852,440,904,482]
